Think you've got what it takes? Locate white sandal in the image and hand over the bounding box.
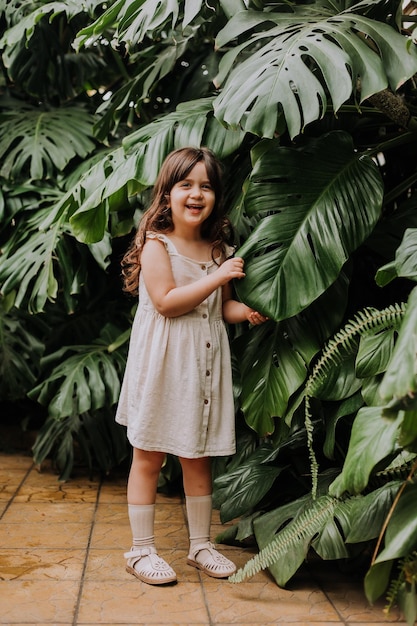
[124,546,177,585]
[187,541,236,578]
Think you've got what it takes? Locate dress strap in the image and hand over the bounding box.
[146,231,177,254]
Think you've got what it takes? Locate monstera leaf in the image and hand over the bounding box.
[214,7,417,138]
[235,131,383,321]
[28,325,126,418]
[0,107,95,180]
[75,0,210,49]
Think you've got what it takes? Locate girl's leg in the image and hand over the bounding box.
[125,448,177,584]
[127,447,165,505]
[180,456,236,578]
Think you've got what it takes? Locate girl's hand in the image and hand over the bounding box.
[247,309,269,325]
[216,256,246,285]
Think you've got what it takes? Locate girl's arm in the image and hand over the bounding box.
[141,238,246,318]
[222,283,268,325]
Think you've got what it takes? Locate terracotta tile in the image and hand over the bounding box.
[2,501,95,523]
[2,521,92,549]
[94,502,129,524]
[346,623,407,625]
[77,580,209,623]
[0,454,33,469]
[323,584,405,622]
[0,548,85,580]
[203,581,341,623]
[10,467,99,502]
[89,522,131,550]
[307,561,405,622]
[98,483,127,503]
[1,580,79,622]
[0,469,31,500]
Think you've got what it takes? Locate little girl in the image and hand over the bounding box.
[116,146,267,585]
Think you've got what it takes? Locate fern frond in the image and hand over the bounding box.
[229,495,338,583]
[306,303,406,398]
[370,452,417,490]
[385,561,405,614]
[305,303,406,498]
[385,551,417,615]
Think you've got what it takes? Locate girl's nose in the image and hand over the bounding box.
[190,185,203,197]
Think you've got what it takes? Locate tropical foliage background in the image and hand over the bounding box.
[1,0,417,621]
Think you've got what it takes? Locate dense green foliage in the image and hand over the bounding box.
[1,0,417,621]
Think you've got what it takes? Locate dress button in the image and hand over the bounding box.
[206,342,211,349]
[206,370,210,376]
[202,313,207,319]
[204,399,209,405]
[201,265,206,270]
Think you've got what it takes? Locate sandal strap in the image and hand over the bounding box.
[188,541,236,577]
[188,541,217,560]
[125,546,177,583]
[124,546,157,560]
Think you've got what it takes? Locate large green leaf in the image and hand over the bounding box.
[253,495,312,586]
[28,327,126,418]
[346,482,400,543]
[233,321,307,436]
[374,483,417,563]
[0,107,96,180]
[213,445,283,522]
[0,1,99,41]
[329,407,403,496]
[0,205,87,313]
[356,329,396,378]
[235,132,383,320]
[378,287,417,409]
[74,0,213,49]
[240,493,340,586]
[376,228,417,287]
[214,7,417,138]
[0,303,45,401]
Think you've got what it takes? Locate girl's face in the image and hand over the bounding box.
[168,161,216,232]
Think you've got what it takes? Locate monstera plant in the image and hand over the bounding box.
[1,0,417,620]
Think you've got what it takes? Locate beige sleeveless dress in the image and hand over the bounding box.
[115,232,236,458]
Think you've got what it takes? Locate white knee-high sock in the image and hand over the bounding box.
[128,503,155,549]
[186,494,212,548]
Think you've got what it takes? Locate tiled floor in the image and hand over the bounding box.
[0,452,407,625]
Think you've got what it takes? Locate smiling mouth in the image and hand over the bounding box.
[186,204,204,211]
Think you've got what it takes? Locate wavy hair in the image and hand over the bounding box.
[121,147,234,295]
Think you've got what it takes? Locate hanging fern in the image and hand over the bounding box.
[385,551,417,617]
[304,303,406,498]
[370,452,416,490]
[229,495,338,583]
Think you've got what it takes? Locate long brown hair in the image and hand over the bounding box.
[121,147,234,295]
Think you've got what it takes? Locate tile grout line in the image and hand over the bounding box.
[72,477,103,626]
[0,462,34,521]
[305,562,349,626]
